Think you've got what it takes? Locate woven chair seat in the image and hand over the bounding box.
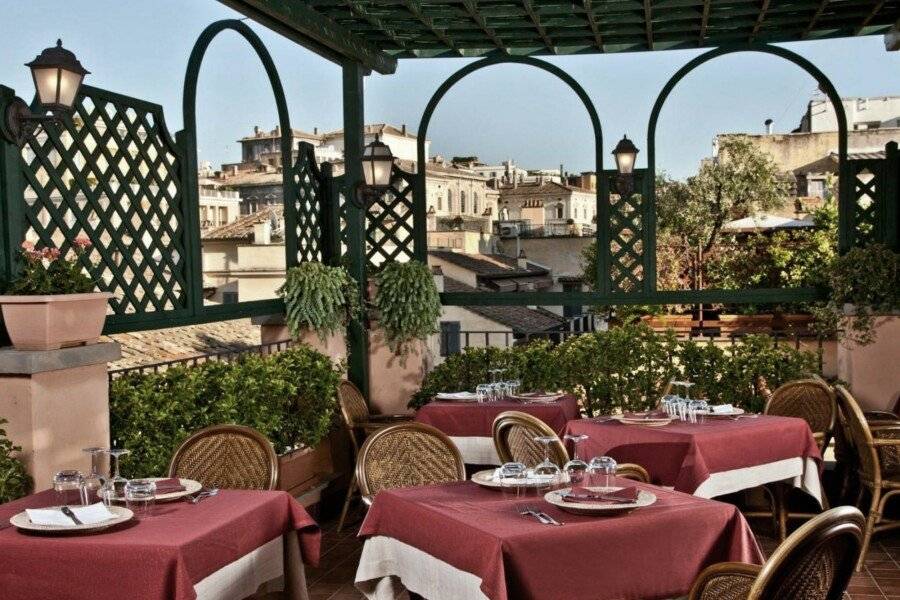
[692,568,757,600]
[169,425,278,490]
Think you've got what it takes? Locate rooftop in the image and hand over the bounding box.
[499,181,593,196]
[202,206,284,241]
[428,250,548,278]
[443,276,566,332]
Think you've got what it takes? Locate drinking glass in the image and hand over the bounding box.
[498,462,527,503]
[103,447,131,504]
[124,479,156,516]
[587,456,617,490]
[532,436,562,477]
[506,379,521,398]
[53,470,86,506]
[562,434,589,485]
[82,447,107,504]
[476,384,491,403]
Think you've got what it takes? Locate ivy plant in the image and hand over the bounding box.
[0,418,32,503]
[372,260,441,355]
[278,262,360,342]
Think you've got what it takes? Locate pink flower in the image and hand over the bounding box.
[20,240,35,251]
[42,247,61,261]
[73,236,92,250]
[25,249,44,261]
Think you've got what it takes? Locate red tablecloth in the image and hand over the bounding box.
[564,415,822,494]
[414,395,580,437]
[0,489,320,600]
[358,479,762,600]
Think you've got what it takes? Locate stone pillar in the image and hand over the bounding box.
[0,342,121,492]
[837,316,900,412]
[252,314,347,364]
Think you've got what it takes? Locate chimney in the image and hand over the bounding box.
[517,248,528,269]
[764,118,774,134]
[230,165,238,176]
[560,164,564,179]
[402,124,407,135]
[313,127,318,135]
[274,125,281,136]
[253,219,272,245]
[254,125,260,136]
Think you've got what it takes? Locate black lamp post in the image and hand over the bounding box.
[1,40,89,146]
[611,135,639,197]
[353,136,395,208]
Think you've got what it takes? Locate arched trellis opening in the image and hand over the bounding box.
[413,55,604,270]
[180,19,303,317]
[647,43,849,277]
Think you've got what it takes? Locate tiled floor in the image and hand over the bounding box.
[306,512,900,600]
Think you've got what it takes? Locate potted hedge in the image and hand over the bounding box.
[0,239,112,350]
[277,261,359,359]
[0,418,32,503]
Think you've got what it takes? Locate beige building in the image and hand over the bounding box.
[497,179,596,237]
[425,157,500,248]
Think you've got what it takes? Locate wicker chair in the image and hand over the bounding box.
[492,411,568,468]
[688,505,865,600]
[336,380,410,531]
[355,422,465,502]
[616,463,651,483]
[168,424,278,490]
[834,385,900,570]
[761,375,836,540]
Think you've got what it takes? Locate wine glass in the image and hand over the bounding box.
[532,436,562,477]
[476,384,491,403]
[562,434,589,485]
[102,447,130,504]
[82,447,107,503]
[587,456,617,490]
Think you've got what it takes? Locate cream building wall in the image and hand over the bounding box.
[803,96,900,132]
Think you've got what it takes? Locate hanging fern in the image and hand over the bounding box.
[373,260,441,355]
[278,262,360,341]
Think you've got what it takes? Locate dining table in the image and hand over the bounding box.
[564,414,823,502]
[0,488,321,600]
[414,395,581,465]
[355,478,763,600]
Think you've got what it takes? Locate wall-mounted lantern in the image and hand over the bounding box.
[353,136,395,208]
[611,135,639,197]
[1,40,89,146]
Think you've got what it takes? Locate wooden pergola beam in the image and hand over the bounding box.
[401,0,463,56]
[461,0,509,53]
[856,0,886,35]
[582,0,605,50]
[749,0,771,42]
[802,0,829,38]
[522,0,557,53]
[699,0,711,45]
[644,0,654,50]
[341,0,408,51]
[219,0,397,74]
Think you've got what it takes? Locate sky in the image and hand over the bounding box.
[2,1,898,179]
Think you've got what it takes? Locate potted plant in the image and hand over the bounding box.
[0,238,112,350]
[277,261,359,359]
[0,418,32,503]
[371,260,441,356]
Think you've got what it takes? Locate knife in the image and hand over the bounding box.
[60,506,82,525]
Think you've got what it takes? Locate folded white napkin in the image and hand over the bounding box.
[491,469,557,485]
[26,502,116,527]
[710,404,735,414]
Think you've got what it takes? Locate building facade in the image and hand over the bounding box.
[497,179,596,237]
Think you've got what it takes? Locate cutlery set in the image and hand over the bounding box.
[520,506,564,526]
[184,488,219,504]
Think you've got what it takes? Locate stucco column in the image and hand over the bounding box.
[0,342,120,492]
[837,316,900,412]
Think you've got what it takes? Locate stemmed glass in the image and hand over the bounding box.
[532,436,562,477]
[587,456,618,490]
[102,447,130,504]
[82,447,107,504]
[562,434,589,485]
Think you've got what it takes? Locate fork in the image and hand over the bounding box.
[534,510,563,526]
[186,488,219,504]
[518,507,550,524]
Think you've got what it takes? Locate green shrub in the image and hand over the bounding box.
[0,418,32,503]
[372,261,441,355]
[414,324,817,416]
[109,345,342,478]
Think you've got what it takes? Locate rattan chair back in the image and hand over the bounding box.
[338,380,370,453]
[764,376,836,451]
[168,424,279,490]
[356,423,465,500]
[492,411,568,467]
[748,505,865,600]
[835,385,881,486]
[616,463,651,483]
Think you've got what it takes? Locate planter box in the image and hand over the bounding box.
[0,292,113,350]
[278,436,335,497]
[640,315,696,332]
[718,314,774,334]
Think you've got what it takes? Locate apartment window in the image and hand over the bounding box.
[473,193,479,215]
[222,292,238,304]
[440,321,461,356]
[447,189,453,212]
[460,191,467,214]
[556,203,564,219]
[218,207,227,224]
[807,179,826,199]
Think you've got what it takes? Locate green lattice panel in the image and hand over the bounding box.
[19,85,189,317]
[365,165,416,267]
[290,142,324,263]
[606,172,646,295]
[847,158,884,248]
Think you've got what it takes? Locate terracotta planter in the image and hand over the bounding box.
[641,315,695,332]
[718,314,774,334]
[0,292,113,350]
[278,437,335,497]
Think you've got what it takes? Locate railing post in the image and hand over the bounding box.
[342,61,370,399]
[0,85,25,286]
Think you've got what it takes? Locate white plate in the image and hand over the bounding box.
[511,394,563,404]
[471,469,557,490]
[614,415,673,427]
[434,392,479,402]
[544,486,657,516]
[10,505,133,534]
[701,408,746,417]
[104,478,202,503]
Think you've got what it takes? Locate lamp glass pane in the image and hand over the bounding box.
[616,152,635,174]
[363,157,376,186]
[372,159,392,187]
[57,69,83,107]
[32,68,59,105]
